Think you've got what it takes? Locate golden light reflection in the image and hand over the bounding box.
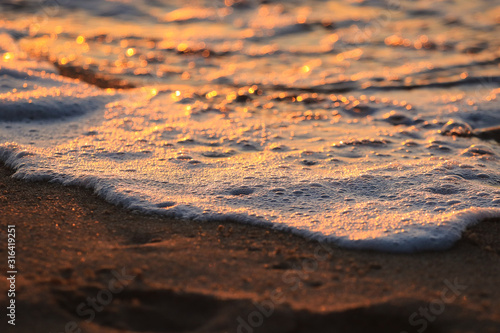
[206,90,218,99]
[3,52,13,61]
[177,43,188,52]
[76,36,85,44]
[126,48,136,57]
[226,92,237,102]
[297,15,307,24]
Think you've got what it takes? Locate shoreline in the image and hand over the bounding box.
[0,163,499,332]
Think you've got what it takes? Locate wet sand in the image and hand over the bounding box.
[0,163,499,333]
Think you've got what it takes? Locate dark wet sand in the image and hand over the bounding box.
[0,163,499,333]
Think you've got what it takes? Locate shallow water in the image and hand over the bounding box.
[1,0,499,252]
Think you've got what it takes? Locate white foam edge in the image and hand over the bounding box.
[1,144,499,253]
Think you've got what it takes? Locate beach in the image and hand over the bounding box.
[1,0,500,331]
[1,163,499,332]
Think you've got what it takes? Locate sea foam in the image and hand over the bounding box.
[1,79,499,252]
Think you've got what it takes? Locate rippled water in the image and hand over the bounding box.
[1,0,499,251]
